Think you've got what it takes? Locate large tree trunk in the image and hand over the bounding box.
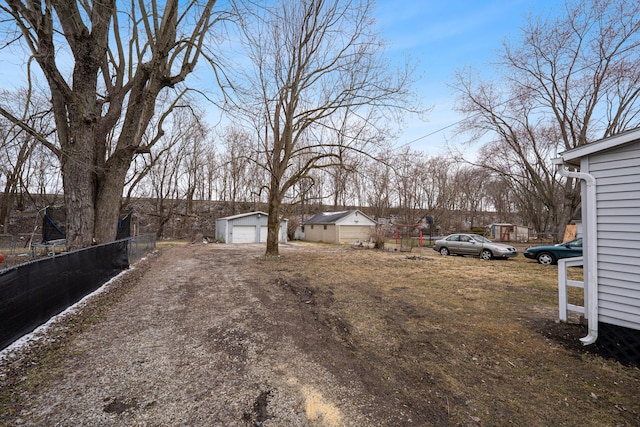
[94,202,120,243]
[94,158,132,243]
[62,136,98,249]
[265,179,283,257]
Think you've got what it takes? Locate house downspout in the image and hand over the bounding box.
[554,158,598,345]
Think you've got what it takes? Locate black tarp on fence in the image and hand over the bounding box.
[0,240,129,350]
[42,207,66,243]
[116,208,133,240]
[40,206,133,244]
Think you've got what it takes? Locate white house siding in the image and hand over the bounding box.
[337,211,370,226]
[305,224,338,243]
[585,142,640,329]
[338,225,372,242]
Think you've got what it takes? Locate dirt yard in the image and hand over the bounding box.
[1,242,639,426]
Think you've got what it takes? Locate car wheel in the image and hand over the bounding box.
[537,252,555,265]
[480,249,493,260]
[439,247,450,256]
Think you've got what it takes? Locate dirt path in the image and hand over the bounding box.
[3,242,640,426]
[2,243,400,426]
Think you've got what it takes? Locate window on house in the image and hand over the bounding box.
[323,225,327,230]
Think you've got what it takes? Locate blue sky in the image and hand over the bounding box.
[0,0,561,159]
[375,0,560,156]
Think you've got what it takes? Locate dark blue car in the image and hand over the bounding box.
[523,238,582,265]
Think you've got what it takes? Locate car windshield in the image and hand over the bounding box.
[471,235,491,243]
[567,238,582,247]
[556,238,582,247]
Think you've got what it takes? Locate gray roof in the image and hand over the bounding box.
[304,210,368,225]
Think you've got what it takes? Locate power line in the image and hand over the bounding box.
[393,117,466,150]
[394,37,640,152]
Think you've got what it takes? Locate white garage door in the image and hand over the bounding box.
[339,225,371,242]
[232,225,256,243]
[260,226,268,243]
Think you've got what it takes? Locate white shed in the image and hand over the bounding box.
[303,210,376,244]
[554,127,640,360]
[215,211,288,244]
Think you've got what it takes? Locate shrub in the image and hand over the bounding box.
[370,225,387,250]
[470,227,489,236]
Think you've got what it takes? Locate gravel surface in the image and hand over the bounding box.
[1,243,379,426]
[5,242,638,426]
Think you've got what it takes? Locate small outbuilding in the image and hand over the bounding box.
[303,210,376,244]
[488,223,530,242]
[554,127,640,364]
[215,211,287,244]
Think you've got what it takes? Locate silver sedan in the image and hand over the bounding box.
[433,233,518,260]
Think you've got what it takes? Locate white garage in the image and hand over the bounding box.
[302,210,376,244]
[215,211,288,244]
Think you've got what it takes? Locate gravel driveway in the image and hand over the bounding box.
[1,243,388,426]
[7,242,636,426]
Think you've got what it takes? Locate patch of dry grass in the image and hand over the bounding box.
[263,244,640,425]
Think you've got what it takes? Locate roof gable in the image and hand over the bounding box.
[305,211,351,224]
[304,210,374,225]
[219,211,268,221]
[557,127,640,164]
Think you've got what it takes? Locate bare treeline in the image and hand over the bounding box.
[2,0,640,245]
[0,106,521,238]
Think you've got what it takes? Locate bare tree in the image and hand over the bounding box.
[149,152,182,239]
[0,0,226,249]
[392,147,427,224]
[122,100,198,206]
[453,0,640,238]
[147,126,197,239]
[201,147,220,204]
[180,120,211,218]
[364,154,393,221]
[328,161,360,209]
[228,0,418,256]
[22,141,62,209]
[483,176,518,223]
[0,89,54,231]
[123,105,208,237]
[416,155,461,233]
[450,165,492,229]
[218,126,263,214]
